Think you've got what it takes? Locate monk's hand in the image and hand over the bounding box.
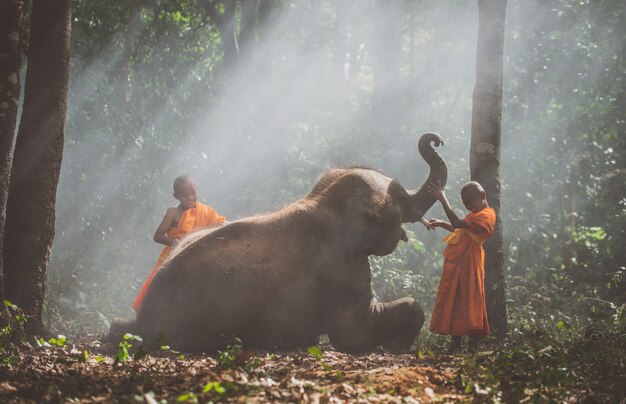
[427,219,444,230]
[427,181,445,201]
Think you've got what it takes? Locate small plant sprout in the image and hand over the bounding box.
[115,333,144,364]
[307,345,332,371]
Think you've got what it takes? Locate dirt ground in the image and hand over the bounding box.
[0,337,476,403]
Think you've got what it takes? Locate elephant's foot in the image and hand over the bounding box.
[376,298,425,352]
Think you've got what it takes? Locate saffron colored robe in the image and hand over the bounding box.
[429,207,496,337]
[132,202,225,312]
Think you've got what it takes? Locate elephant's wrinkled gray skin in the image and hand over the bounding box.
[111,133,447,353]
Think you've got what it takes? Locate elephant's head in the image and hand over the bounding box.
[310,133,447,256]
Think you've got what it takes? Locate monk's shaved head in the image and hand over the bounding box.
[460,181,487,212]
[173,175,196,193]
[461,181,484,199]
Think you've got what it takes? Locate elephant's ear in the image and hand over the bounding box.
[344,195,370,223]
[341,195,376,251]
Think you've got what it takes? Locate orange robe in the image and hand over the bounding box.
[429,207,496,337]
[132,202,225,312]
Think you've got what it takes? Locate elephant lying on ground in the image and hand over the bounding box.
[111,133,447,353]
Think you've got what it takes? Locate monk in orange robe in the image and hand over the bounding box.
[424,180,496,352]
[132,175,225,312]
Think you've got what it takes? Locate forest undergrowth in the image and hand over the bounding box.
[1,301,625,403]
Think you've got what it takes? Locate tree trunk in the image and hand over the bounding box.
[3,0,72,334]
[201,0,238,70]
[370,0,403,141]
[470,0,508,339]
[113,0,142,152]
[0,0,25,325]
[238,0,257,58]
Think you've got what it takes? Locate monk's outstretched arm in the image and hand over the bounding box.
[427,219,455,232]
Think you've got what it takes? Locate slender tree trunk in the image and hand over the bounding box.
[370,0,403,141]
[238,0,257,58]
[0,0,25,325]
[201,0,238,70]
[3,0,72,334]
[470,0,508,339]
[113,0,142,151]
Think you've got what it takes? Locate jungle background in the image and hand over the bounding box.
[1,0,625,402]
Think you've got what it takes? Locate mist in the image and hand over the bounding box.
[45,0,625,335]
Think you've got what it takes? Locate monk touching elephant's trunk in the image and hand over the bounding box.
[110,133,447,353]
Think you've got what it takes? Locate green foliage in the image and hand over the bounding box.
[202,380,238,398]
[0,300,27,365]
[307,345,334,372]
[370,230,442,312]
[306,345,322,359]
[457,319,626,402]
[177,380,237,403]
[36,335,68,349]
[115,333,144,364]
[176,392,198,403]
[1,300,26,343]
[217,336,243,369]
[202,381,226,395]
[215,336,262,372]
[501,0,626,328]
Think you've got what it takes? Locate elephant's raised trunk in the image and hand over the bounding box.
[403,132,447,223]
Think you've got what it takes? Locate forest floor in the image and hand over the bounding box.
[1,333,621,403]
[0,337,466,403]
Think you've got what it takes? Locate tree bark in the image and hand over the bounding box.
[0,0,25,325]
[3,0,72,334]
[201,0,238,69]
[370,0,403,140]
[238,0,257,58]
[470,0,508,339]
[113,0,142,151]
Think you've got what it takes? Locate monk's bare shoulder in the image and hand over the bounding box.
[154,207,183,239]
[166,206,185,222]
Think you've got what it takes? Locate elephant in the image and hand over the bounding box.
[111,132,447,353]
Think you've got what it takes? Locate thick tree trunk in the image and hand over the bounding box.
[470,0,508,339]
[0,0,25,325]
[3,0,72,334]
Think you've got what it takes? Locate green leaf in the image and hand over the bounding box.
[123,333,143,342]
[177,392,197,402]
[203,381,226,394]
[3,300,17,311]
[77,350,89,363]
[307,345,322,358]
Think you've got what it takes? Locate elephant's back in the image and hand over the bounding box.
[136,216,325,349]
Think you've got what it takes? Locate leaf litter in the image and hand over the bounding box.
[0,337,469,403]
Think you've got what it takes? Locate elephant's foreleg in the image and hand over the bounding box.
[371,297,425,351]
[328,297,424,353]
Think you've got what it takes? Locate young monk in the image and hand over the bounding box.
[132,175,226,312]
[425,180,496,353]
